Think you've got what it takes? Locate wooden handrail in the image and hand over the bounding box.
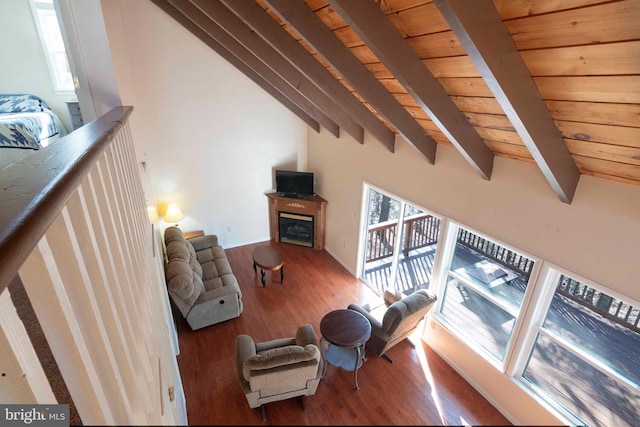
[0,106,134,294]
[365,213,440,262]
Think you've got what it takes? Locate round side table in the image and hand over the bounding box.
[319,309,371,390]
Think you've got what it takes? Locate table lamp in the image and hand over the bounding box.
[164,203,184,226]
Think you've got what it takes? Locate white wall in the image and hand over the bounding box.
[308,127,640,425]
[101,0,307,248]
[0,0,75,132]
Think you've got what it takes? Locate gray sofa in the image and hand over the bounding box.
[164,226,243,330]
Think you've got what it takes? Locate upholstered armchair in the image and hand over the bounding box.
[348,289,438,363]
[235,323,323,421]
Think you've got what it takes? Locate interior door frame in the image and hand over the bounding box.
[54,0,121,122]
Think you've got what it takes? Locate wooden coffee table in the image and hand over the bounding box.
[252,246,284,287]
[320,309,371,390]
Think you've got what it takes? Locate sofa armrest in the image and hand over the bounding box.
[236,335,257,391]
[236,335,257,362]
[186,285,241,330]
[188,234,219,251]
[196,284,239,305]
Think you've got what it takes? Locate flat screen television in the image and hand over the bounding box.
[276,170,314,198]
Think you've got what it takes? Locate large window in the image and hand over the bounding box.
[520,271,640,426]
[358,185,637,425]
[436,224,536,364]
[30,0,74,93]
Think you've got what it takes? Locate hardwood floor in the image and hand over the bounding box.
[173,241,511,425]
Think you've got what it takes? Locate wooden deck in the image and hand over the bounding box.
[363,244,438,296]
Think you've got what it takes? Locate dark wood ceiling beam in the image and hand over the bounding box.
[262,0,437,164]
[189,0,364,143]
[151,0,324,134]
[217,0,396,153]
[328,0,493,180]
[434,0,581,203]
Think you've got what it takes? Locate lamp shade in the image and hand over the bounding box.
[164,203,185,223]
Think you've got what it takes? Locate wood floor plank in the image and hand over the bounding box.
[172,240,512,425]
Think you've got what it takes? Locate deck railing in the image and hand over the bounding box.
[365,213,440,262]
[0,107,183,425]
[403,213,440,255]
[557,275,639,333]
[365,216,638,336]
[365,218,537,280]
[456,229,535,277]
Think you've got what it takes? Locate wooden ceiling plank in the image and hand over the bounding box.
[452,96,505,115]
[377,0,428,14]
[485,141,535,161]
[505,1,640,50]
[386,3,450,37]
[573,155,640,183]
[218,0,397,152]
[189,0,364,143]
[435,0,581,204]
[494,0,610,20]
[263,0,437,164]
[438,78,493,97]
[557,121,640,149]
[464,112,515,132]
[545,100,640,129]
[535,76,640,104]
[329,0,494,179]
[476,128,524,146]
[565,139,640,166]
[151,0,322,133]
[522,41,640,77]
[424,56,481,78]
[407,31,466,58]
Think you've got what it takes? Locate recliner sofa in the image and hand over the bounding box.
[164,226,243,330]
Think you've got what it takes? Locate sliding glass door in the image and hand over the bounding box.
[360,185,441,297]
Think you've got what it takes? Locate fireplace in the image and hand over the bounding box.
[279,212,314,248]
[267,193,327,250]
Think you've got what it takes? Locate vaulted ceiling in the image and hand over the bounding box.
[150,0,640,204]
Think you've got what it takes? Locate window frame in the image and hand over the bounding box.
[356,181,445,289]
[357,184,638,425]
[29,0,75,94]
[431,220,541,372]
[513,263,640,425]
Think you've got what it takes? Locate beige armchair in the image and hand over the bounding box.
[348,289,437,363]
[235,323,323,421]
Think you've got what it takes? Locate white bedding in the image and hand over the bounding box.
[0,94,68,150]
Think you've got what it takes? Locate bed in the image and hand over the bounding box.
[0,93,69,169]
